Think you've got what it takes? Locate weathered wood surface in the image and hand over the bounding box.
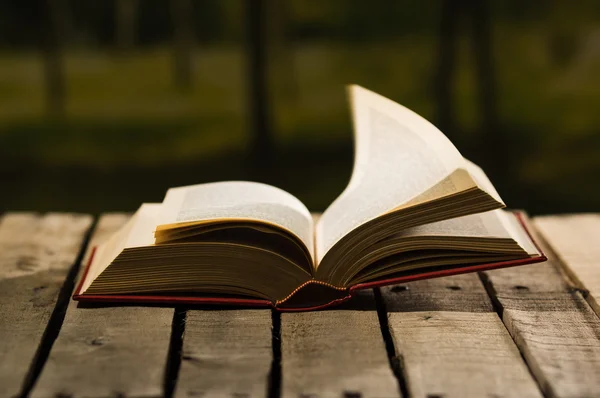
[281,291,400,398]
[31,214,174,398]
[0,213,92,398]
[2,211,600,397]
[535,214,600,316]
[382,274,542,398]
[175,309,273,398]
[482,216,600,398]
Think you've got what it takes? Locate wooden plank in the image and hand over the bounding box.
[534,214,600,316]
[281,291,400,398]
[175,310,272,398]
[31,214,175,398]
[482,216,600,398]
[382,274,542,398]
[0,212,92,398]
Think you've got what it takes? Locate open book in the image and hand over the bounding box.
[74,85,546,310]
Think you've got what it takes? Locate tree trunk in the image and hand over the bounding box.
[433,0,461,140]
[268,0,297,101]
[41,0,67,118]
[116,0,138,53]
[467,0,503,174]
[170,0,194,91]
[244,0,273,176]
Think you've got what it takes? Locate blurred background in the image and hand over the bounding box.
[1,0,599,215]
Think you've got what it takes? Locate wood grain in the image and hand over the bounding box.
[0,212,92,398]
[482,216,600,398]
[281,291,400,398]
[534,214,600,316]
[175,309,272,398]
[382,273,542,398]
[31,214,174,398]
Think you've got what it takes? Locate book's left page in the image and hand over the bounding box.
[155,181,315,265]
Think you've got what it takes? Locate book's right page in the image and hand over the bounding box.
[344,209,541,285]
[346,211,546,293]
[316,85,495,266]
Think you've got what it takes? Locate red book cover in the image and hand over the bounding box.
[73,211,546,311]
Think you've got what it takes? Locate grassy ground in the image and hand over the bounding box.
[1,34,599,214]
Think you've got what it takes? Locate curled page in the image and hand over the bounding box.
[316,85,467,262]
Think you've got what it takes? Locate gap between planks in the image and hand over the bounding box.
[534,214,600,318]
[165,307,186,398]
[0,212,93,398]
[480,214,600,398]
[31,214,175,398]
[374,288,410,398]
[173,308,274,398]
[379,273,542,398]
[280,289,402,398]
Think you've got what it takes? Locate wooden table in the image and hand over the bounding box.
[1,212,599,398]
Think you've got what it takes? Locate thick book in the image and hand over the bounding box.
[73,85,546,311]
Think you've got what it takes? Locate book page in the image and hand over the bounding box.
[374,209,539,256]
[316,85,467,262]
[501,211,540,256]
[156,181,314,259]
[392,210,514,240]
